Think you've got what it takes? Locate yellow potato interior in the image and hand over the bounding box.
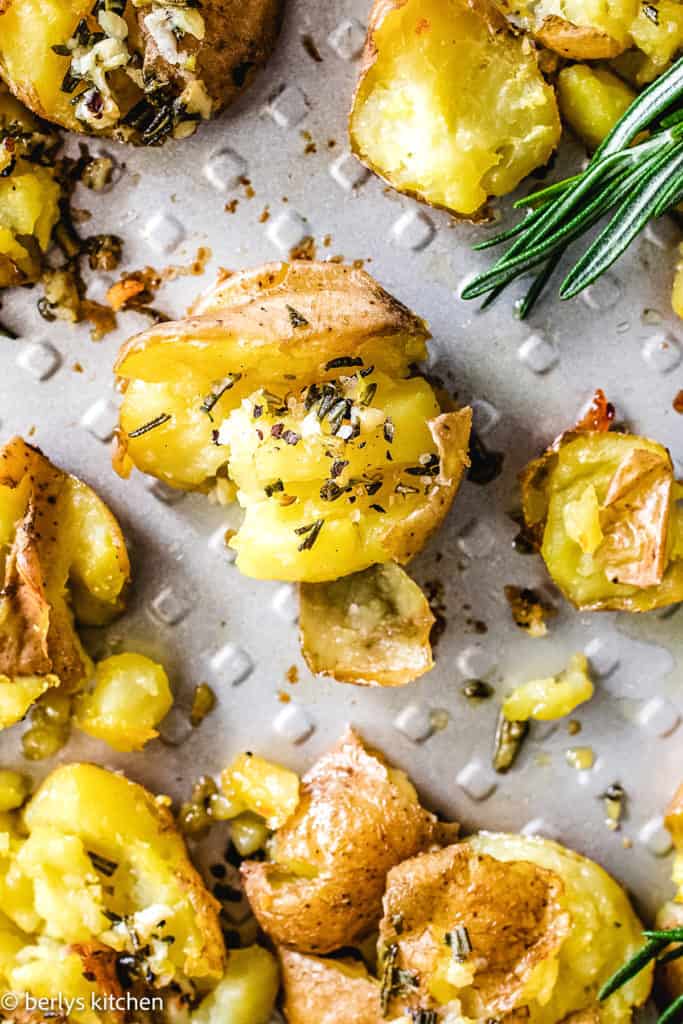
[73,652,173,751]
[0,0,90,129]
[557,65,636,151]
[469,833,652,1024]
[224,372,443,581]
[351,0,560,215]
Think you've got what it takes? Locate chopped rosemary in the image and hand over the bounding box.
[445,925,472,961]
[286,304,309,328]
[325,356,363,370]
[379,943,419,1016]
[128,412,171,437]
[411,1012,437,1024]
[201,373,242,416]
[384,418,395,443]
[88,850,118,877]
[492,710,529,773]
[462,56,683,316]
[295,519,324,551]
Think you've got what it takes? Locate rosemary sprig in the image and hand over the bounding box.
[599,927,683,1022]
[462,56,683,317]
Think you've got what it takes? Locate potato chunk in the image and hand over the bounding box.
[349,0,561,217]
[520,415,683,611]
[73,652,173,751]
[0,437,130,727]
[114,263,470,684]
[241,728,457,954]
[557,66,636,151]
[0,90,61,287]
[502,653,594,721]
[192,946,279,1024]
[299,562,435,686]
[280,949,382,1024]
[221,752,300,828]
[378,834,651,1023]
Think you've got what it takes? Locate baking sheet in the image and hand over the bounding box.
[1,0,682,932]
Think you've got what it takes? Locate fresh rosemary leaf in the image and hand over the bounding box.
[658,945,683,966]
[659,991,683,1024]
[128,412,171,437]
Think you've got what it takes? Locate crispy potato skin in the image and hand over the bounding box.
[0,0,283,139]
[242,728,458,954]
[299,561,435,687]
[379,843,570,1019]
[535,15,624,57]
[279,950,381,1024]
[349,0,561,217]
[0,438,129,691]
[115,262,470,587]
[379,834,651,1023]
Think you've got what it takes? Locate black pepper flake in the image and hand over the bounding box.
[331,459,348,478]
[320,480,344,501]
[128,412,171,438]
[325,356,363,370]
[369,503,386,513]
[365,479,382,496]
[286,304,309,328]
[264,479,284,497]
[282,429,300,445]
[253,404,263,419]
[271,423,285,438]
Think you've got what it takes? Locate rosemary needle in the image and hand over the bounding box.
[599,926,683,1024]
[462,56,683,317]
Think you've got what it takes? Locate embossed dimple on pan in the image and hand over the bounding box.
[0,0,682,937]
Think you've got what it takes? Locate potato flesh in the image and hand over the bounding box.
[224,372,442,582]
[192,946,279,1024]
[73,652,173,751]
[0,0,92,130]
[221,753,300,829]
[351,0,560,216]
[557,66,636,151]
[502,653,594,721]
[533,433,683,609]
[468,833,651,1024]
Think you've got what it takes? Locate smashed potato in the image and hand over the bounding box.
[299,561,435,687]
[221,752,300,829]
[0,763,280,1023]
[502,653,594,721]
[0,0,283,143]
[379,833,651,1024]
[241,728,457,955]
[520,408,683,611]
[349,0,561,217]
[279,949,382,1024]
[0,89,61,288]
[116,261,471,583]
[73,652,173,751]
[0,437,129,728]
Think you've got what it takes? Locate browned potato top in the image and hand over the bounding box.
[242,728,458,954]
[279,950,382,1024]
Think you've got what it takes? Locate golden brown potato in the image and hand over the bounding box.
[279,949,382,1024]
[520,405,683,611]
[557,65,636,151]
[241,728,458,955]
[534,15,626,57]
[115,261,471,588]
[0,88,61,288]
[299,561,435,687]
[378,833,652,1024]
[0,0,283,142]
[0,437,130,728]
[349,0,561,218]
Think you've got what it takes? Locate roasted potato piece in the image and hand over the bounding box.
[221,752,300,828]
[115,262,471,585]
[502,652,594,721]
[0,0,283,142]
[557,65,636,151]
[73,652,173,751]
[520,412,683,611]
[300,561,435,687]
[0,89,61,288]
[522,0,637,56]
[0,437,130,728]
[279,949,382,1024]
[378,833,651,1023]
[349,0,561,218]
[242,728,458,955]
[192,945,279,1024]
